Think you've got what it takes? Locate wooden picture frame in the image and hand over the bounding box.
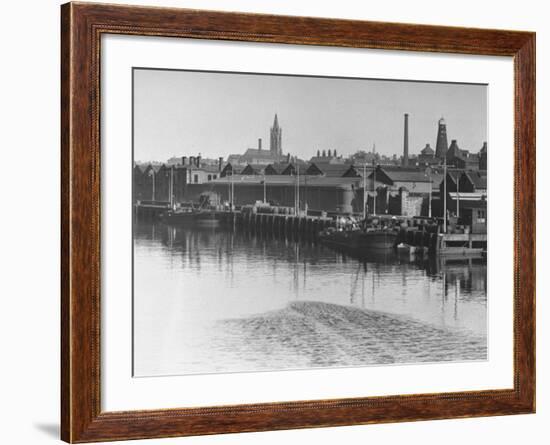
[61,2,535,442]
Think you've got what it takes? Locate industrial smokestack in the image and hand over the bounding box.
[258,138,262,150]
[403,113,409,167]
[435,117,449,159]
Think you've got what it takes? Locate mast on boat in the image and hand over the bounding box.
[264,171,267,204]
[443,154,447,233]
[372,159,376,216]
[297,164,300,215]
[231,171,234,211]
[362,163,367,221]
[170,165,174,209]
[456,172,460,219]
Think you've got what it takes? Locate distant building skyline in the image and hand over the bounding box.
[133,69,487,163]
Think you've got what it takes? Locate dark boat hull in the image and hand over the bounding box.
[194,211,221,228]
[320,230,398,252]
[161,210,221,227]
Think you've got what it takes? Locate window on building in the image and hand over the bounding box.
[207,175,212,181]
[477,209,486,223]
[213,175,217,180]
[194,174,199,183]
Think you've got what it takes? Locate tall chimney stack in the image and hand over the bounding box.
[218,157,223,172]
[403,113,409,167]
[435,117,449,159]
[182,156,187,166]
[258,138,262,151]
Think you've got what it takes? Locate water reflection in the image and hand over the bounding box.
[133,221,487,376]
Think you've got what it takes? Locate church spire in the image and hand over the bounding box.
[270,113,282,156]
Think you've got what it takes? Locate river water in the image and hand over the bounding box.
[133,220,487,377]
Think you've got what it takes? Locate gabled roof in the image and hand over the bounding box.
[307,162,352,177]
[447,140,463,159]
[264,164,279,175]
[280,164,297,175]
[240,163,265,175]
[342,165,361,177]
[463,171,487,190]
[266,162,293,174]
[446,170,462,184]
[420,143,435,155]
[371,167,431,183]
[305,163,324,175]
[273,162,287,172]
[341,164,378,178]
[220,162,243,176]
[134,163,150,174]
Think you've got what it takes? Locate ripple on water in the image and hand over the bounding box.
[180,301,489,374]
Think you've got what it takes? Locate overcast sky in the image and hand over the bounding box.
[133,68,487,163]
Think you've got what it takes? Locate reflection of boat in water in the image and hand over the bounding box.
[194,210,221,228]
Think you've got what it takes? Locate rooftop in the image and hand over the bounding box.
[420,143,435,155]
[464,171,487,190]
[308,162,353,177]
[373,167,431,183]
[242,148,282,159]
[209,174,361,189]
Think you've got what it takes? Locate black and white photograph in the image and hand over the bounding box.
[3,0,545,443]
[132,68,488,377]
